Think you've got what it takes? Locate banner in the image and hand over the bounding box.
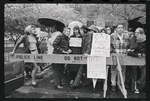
[69,38,82,47]
[91,33,110,57]
[87,56,106,79]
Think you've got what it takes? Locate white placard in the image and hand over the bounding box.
[87,56,106,79]
[69,38,82,47]
[91,33,110,57]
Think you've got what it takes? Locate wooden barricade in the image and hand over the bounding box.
[4,53,145,98]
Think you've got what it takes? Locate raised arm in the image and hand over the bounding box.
[9,35,25,55]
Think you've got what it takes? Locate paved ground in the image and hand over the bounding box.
[6,67,146,98]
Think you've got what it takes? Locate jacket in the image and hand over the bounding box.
[82,32,93,54]
[127,35,146,57]
[52,33,69,54]
[110,31,129,54]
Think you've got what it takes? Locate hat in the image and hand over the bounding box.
[81,25,89,31]
[88,25,98,32]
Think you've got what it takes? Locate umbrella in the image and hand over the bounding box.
[68,21,83,35]
[128,16,144,31]
[37,18,65,32]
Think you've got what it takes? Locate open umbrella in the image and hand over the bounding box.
[68,21,83,35]
[37,18,65,32]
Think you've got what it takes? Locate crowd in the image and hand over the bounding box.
[9,22,146,94]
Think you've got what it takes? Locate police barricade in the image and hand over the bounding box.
[4,53,145,98]
[4,60,25,96]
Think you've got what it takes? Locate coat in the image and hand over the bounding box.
[81,32,93,54]
[52,33,69,54]
[110,31,129,54]
[127,35,146,57]
[69,34,82,54]
[69,34,82,71]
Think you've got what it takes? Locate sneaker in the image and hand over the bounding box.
[70,80,74,85]
[54,85,63,89]
[111,86,116,92]
[134,89,139,94]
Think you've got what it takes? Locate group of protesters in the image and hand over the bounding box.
[9,21,146,94]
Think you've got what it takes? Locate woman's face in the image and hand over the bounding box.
[30,27,37,35]
[135,29,140,37]
[64,28,71,36]
[73,29,79,36]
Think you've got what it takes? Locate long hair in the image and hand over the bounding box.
[24,25,36,35]
[72,25,81,37]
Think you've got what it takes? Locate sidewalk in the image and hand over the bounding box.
[7,67,146,98]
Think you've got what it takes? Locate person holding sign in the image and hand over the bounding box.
[52,27,72,89]
[71,25,99,89]
[67,25,82,85]
[9,25,41,87]
[110,23,130,92]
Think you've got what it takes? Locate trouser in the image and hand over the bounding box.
[52,63,65,86]
[137,66,146,90]
[72,65,91,86]
[111,65,126,86]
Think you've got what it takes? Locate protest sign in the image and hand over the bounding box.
[69,38,82,47]
[91,33,110,57]
[87,56,106,79]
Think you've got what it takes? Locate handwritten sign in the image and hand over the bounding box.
[69,38,82,47]
[87,56,106,79]
[91,33,110,57]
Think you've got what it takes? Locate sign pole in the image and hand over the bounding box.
[103,66,109,98]
[116,56,127,98]
[92,78,97,91]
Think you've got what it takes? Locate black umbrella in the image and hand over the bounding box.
[128,16,144,31]
[37,18,65,32]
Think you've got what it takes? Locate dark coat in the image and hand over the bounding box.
[52,33,69,54]
[69,34,82,71]
[81,32,93,54]
[127,35,146,57]
[69,34,82,54]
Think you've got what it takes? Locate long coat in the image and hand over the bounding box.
[81,32,93,54]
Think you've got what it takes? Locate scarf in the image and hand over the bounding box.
[137,34,146,43]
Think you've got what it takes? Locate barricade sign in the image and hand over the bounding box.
[5,53,145,66]
[87,56,106,79]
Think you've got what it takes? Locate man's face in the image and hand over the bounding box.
[80,28,84,36]
[117,25,124,34]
